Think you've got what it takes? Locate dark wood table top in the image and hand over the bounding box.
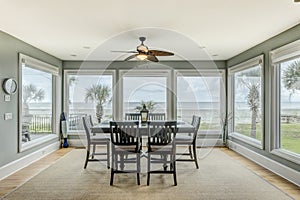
[91,120,195,134]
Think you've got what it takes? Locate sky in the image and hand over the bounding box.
[23,60,300,106]
[68,75,222,104]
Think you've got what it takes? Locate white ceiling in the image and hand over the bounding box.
[1,0,300,61]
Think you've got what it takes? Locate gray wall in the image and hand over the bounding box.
[227,24,300,172]
[63,60,226,70]
[0,31,62,167]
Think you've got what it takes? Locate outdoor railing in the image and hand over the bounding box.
[68,113,87,131]
[30,114,52,133]
[26,113,88,133]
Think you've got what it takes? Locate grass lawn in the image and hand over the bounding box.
[234,123,300,154]
[281,123,300,154]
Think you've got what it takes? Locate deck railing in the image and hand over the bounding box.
[29,115,52,133]
[25,113,88,133]
[68,113,87,130]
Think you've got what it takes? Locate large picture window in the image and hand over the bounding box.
[271,40,300,161]
[279,58,300,154]
[19,54,59,151]
[64,71,113,132]
[228,55,264,148]
[121,71,168,119]
[176,71,225,135]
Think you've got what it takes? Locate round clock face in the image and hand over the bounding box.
[3,78,18,94]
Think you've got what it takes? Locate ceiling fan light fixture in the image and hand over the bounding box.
[137,45,148,53]
[136,54,147,60]
[112,37,174,62]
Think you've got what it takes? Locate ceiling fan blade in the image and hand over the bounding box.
[146,55,159,62]
[149,50,174,56]
[124,54,138,61]
[111,50,137,53]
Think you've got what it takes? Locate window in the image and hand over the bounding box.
[64,70,114,132]
[176,70,225,135]
[19,54,59,151]
[121,70,169,119]
[228,55,264,148]
[271,40,300,162]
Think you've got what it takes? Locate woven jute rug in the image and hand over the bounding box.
[2,148,292,200]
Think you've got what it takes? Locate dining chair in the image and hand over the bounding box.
[175,115,201,169]
[149,113,166,121]
[88,115,94,127]
[147,121,177,186]
[110,121,141,185]
[82,116,110,169]
[125,113,141,121]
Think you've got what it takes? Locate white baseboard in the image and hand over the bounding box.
[228,140,300,187]
[0,142,60,181]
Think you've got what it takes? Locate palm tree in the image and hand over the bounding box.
[68,76,78,104]
[246,82,260,138]
[239,68,261,139]
[135,100,157,112]
[22,84,45,116]
[282,61,300,101]
[85,84,111,123]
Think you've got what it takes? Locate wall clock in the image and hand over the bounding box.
[2,78,18,94]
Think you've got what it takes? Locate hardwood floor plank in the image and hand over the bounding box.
[0,148,72,198]
[221,147,300,200]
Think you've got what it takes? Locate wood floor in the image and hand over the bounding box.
[0,147,299,199]
[0,148,73,198]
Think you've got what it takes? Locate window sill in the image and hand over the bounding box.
[229,132,263,149]
[271,149,300,165]
[21,134,58,152]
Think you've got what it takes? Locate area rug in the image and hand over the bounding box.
[2,148,292,200]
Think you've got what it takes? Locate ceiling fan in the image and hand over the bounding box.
[112,37,174,62]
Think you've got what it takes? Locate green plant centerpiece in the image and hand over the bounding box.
[135,100,157,113]
[85,84,111,123]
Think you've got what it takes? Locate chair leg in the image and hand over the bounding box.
[137,153,140,185]
[107,141,110,169]
[120,154,125,170]
[189,145,193,159]
[137,173,140,185]
[147,154,151,186]
[92,144,96,159]
[163,154,167,171]
[147,172,150,186]
[110,151,115,186]
[193,143,199,169]
[173,160,177,186]
[84,150,90,169]
[110,168,114,186]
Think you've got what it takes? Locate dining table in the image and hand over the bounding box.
[90,120,195,135]
[91,120,195,171]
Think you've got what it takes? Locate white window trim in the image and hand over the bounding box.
[19,54,59,75]
[21,134,58,152]
[270,39,300,64]
[270,40,300,164]
[119,69,171,120]
[18,54,60,152]
[63,69,116,134]
[228,55,264,149]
